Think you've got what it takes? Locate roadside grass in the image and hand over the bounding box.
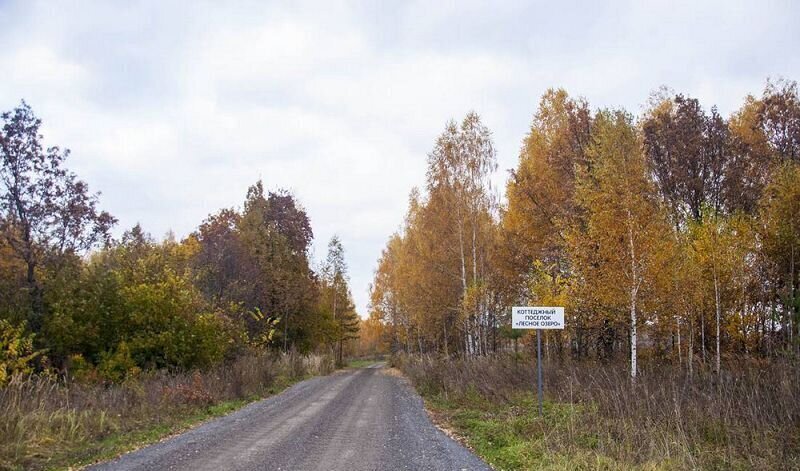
[0,351,334,471]
[58,396,254,471]
[398,354,799,470]
[427,392,679,470]
[347,358,383,368]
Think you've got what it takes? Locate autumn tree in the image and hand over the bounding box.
[726,79,800,214]
[264,189,313,255]
[759,163,800,352]
[641,91,767,372]
[501,89,592,355]
[760,79,800,163]
[42,224,237,374]
[689,212,756,373]
[642,93,730,223]
[351,312,388,359]
[321,235,359,365]
[426,112,498,355]
[405,187,465,355]
[571,110,674,379]
[0,102,115,329]
[239,182,318,351]
[192,182,318,351]
[0,319,39,385]
[193,208,252,307]
[370,234,407,352]
[0,236,28,324]
[373,79,800,376]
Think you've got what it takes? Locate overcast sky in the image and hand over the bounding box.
[0,0,797,315]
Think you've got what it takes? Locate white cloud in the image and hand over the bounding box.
[5,46,87,86]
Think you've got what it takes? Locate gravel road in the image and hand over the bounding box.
[88,363,489,471]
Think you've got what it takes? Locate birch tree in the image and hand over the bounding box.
[426,112,497,355]
[502,89,592,355]
[572,110,673,379]
[759,163,800,352]
[690,211,756,373]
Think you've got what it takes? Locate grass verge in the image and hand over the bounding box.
[425,392,668,470]
[346,358,382,368]
[399,354,800,470]
[58,374,303,471]
[1,352,334,471]
[60,396,255,471]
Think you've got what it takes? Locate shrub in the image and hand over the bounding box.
[97,342,141,383]
[0,320,40,386]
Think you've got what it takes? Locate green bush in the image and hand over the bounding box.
[97,342,141,383]
[0,320,39,386]
[40,237,241,378]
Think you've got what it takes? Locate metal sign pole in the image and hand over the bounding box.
[512,306,562,417]
[537,329,543,416]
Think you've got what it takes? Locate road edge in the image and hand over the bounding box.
[68,373,330,471]
[381,366,493,470]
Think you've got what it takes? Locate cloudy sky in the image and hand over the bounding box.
[1,0,797,315]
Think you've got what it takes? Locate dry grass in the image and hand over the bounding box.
[0,351,334,471]
[396,354,800,470]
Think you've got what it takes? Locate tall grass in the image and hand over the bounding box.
[396,354,800,469]
[0,351,334,471]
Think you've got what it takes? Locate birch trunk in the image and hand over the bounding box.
[701,310,706,363]
[713,265,721,374]
[626,210,638,381]
[630,287,638,380]
[792,244,797,354]
[457,213,470,355]
[677,316,681,365]
[688,312,694,376]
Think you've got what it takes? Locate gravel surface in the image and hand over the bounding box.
[88,363,490,471]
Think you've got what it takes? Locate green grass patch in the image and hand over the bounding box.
[346,358,381,368]
[426,393,677,471]
[424,392,773,470]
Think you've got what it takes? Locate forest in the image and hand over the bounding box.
[372,79,800,468]
[371,79,800,378]
[0,101,360,385]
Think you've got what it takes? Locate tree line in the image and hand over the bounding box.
[0,102,358,384]
[370,79,800,378]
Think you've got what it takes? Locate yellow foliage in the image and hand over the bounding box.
[0,320,40,386]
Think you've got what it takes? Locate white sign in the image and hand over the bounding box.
[512,306,565,329]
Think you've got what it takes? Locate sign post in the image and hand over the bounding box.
[512,306,565,416]
[536,329,543,415]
